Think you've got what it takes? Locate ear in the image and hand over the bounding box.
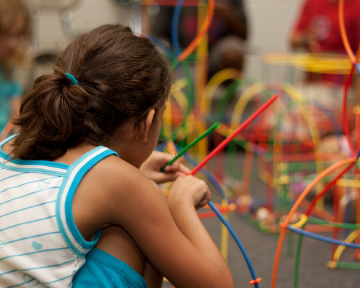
[140,109,155,143]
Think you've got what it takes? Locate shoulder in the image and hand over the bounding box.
[72,153,166,232]
[82,154,149,193]
[75,153,165,219]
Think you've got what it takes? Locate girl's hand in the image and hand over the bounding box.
[168,175,211,210]
[140,151,190,184]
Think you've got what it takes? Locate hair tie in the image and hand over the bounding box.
[65,73,78,86]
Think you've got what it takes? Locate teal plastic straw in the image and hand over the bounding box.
[160,123,219,172]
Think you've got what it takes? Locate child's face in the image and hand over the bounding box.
[0,16,26,59]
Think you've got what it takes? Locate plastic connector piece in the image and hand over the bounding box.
[249,278,262,285]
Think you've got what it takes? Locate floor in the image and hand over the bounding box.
[161,151,360,288]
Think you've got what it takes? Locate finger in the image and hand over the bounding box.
[164,158,191,174]
[164,161,180,172]
[178,163,191,174]
[195,195,211,210]
[163,157,189,172]
[175,171,186,177]
[159,173,179,183]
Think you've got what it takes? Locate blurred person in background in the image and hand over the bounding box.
[152,0,248,79]
[0,0,30,134]
[288,0,360,139]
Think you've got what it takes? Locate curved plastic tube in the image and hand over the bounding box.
[338,0,356,63]
[286,225,360,249]
[171,0,215,61]
[271,157,355,288]
[208,201,261,288]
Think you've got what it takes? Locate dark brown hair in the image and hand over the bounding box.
[11,24,171,160]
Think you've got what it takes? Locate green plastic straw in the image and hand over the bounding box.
[307,217,360,229]
[160,122,219,172]
[333,261,360,270]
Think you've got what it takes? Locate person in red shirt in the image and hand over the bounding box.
[291,0,360,54]
[290,0,360,84]
[288,0,360,138]
[285,0,360,211]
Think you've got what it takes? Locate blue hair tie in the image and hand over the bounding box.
[65,73,78,86]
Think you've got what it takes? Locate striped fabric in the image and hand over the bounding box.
[0,136,118,287]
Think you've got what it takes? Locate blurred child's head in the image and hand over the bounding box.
[12,24,172,161]
[0,0,30,77]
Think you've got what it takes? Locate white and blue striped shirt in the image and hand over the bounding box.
[0,136,117,287]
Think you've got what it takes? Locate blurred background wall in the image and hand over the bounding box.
[24,0,304,82]
[245,0,303,81]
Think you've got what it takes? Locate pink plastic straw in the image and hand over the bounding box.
[190,94,279,175]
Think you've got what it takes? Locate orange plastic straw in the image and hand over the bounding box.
[271,157,355,288]
[177,0,214,62]
[339,0,356,63]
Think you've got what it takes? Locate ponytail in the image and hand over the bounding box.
[11,24,172,160]
[12,67,89,160]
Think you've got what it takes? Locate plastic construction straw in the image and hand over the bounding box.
[186,94,279,288]
[178,0,214,62]
[171,0,215,62]
[342,65,356,156]
[190,94,279,176]
[160,122,219,172]
[331,261,360,270]
[176,95,279,287]
[271,157,355,288]
[286,225,360,249]
[338,0,356,64]
[208,201,262,288]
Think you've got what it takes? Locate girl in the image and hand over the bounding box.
[0,24,234,288]
[0,0,30,133]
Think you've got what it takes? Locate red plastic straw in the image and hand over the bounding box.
[190,94,279,175]
[342,64,356,156]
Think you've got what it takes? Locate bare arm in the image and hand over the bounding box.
[139,150,190,183]
[289,26,320,52]
[102,158,234,288]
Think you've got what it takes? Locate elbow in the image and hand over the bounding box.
[227,272,235,288]
[204,268,235,288]
[227,277,235,288]
[218,268,235,288]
